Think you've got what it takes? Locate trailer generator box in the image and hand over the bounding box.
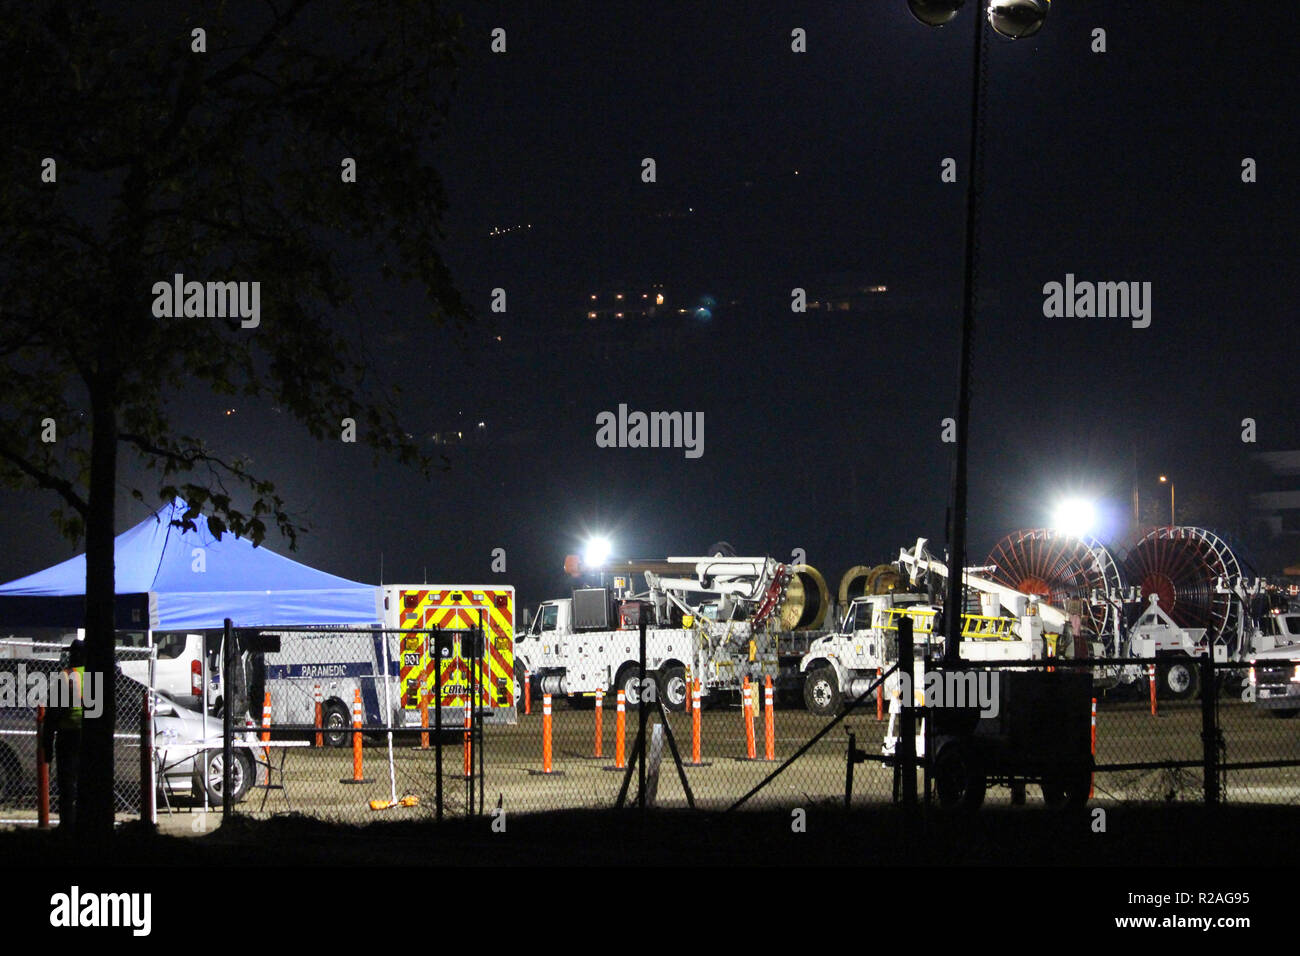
[572,588,613,631]
[931,668,1091,765]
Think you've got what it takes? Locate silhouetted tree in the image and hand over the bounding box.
[0,0,472,839]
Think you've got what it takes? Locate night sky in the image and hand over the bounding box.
[3,1,1297,609]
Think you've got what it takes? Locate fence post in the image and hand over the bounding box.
[140,688,155,829]
[35,706,50,829]
[1089,697,1097,799]
[434,631,444,823]
[897,616,916,808]
[1148,662,1158,717]
[1201,653,1219,805]
[222,619,234,819]
[594,688,603,758]
[463,699,472,780]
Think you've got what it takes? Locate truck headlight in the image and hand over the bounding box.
[1292,665,1300,684]
[1248,666,1255,685]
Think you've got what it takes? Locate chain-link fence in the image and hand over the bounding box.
[0,638,155,825]
[202,621,1300,822]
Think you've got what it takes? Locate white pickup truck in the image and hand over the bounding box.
[1248,611,1300,716]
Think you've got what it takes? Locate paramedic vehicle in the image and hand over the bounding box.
[253,585,517,743]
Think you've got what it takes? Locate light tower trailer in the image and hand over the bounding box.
[928,666,1094,810]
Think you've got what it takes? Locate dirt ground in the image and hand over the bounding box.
[106,696,1300,832]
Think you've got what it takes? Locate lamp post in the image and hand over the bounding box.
[907,0,1050,661]
[1159,475,1175,525]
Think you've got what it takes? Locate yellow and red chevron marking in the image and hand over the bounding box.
[397,587,514,710]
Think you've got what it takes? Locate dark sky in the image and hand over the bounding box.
[3,1,1298,608]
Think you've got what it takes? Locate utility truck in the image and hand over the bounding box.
[1247,610,1300,716]
[514,556,786,710]
[801,539,1089,716]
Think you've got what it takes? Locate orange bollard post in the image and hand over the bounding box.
[594,689,604,758]
[543,693,553,772]
[463,699,472,779]
[764,675,775,761]
[524,669,531,716]
[615,689,626,768]
[340,688,370,783]
[743,677,756,760]
[1148,663,1157,717]
[36,706,50,829]
[526,692,566,777]
[876,667,884,721]
[691,680,702,764]
[313,683,323,748]
[1089,697,1097,798]
[419,687,430,750]
[260,691,272,765]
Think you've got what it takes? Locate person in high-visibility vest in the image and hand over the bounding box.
[41,639,86,832]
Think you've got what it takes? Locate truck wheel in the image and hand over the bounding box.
[1159,658,1200,700]
[323,701,351,748]
[658,666,688,712]
[803,667,841,717]
[197,749,254,806]
[616,664,647,710]
[934,740,985,810]
[1041,763,1092,810]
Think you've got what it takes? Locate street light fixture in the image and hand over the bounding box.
[908,0,1050,37]
[1159,476,1175,525]
[906,0,1047,662]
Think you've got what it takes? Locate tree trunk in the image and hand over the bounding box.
[79,384,118,842]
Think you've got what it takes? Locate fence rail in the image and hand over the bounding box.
[191,622,1300,823]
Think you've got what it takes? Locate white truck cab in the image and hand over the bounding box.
[1248,612,1300,715]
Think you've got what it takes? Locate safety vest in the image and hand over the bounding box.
[57,666,84,731]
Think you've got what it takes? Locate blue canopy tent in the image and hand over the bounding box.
[0,499,381,630]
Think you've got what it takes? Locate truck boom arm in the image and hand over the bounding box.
[897,538,1069,631]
